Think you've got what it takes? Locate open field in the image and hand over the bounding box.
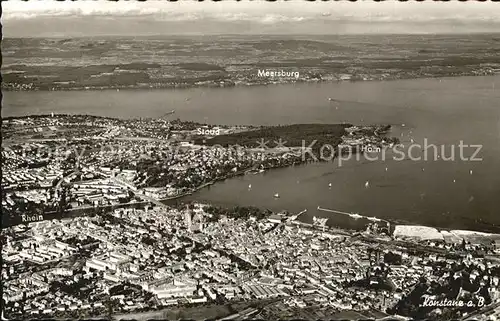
[3,34,500,90]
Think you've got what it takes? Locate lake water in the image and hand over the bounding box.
[4,76,500,231]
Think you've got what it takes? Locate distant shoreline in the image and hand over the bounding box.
[3,73,499,93]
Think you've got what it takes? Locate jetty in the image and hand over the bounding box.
[317,206,389,224]
[286,209,307,222]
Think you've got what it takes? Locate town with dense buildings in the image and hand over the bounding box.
[2,114,500,320]
[1,114,394,227]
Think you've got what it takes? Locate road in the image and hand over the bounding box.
[109,176,169,209]
[55,170,80,189]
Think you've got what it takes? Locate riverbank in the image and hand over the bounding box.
[1,200,150,228]
[4,165,500,245]
[160,165,296,204]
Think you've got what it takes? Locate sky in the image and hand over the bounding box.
[3,0,500,37]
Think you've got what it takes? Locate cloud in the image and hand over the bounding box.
[4,0,500,21]
[3,1,500,36]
